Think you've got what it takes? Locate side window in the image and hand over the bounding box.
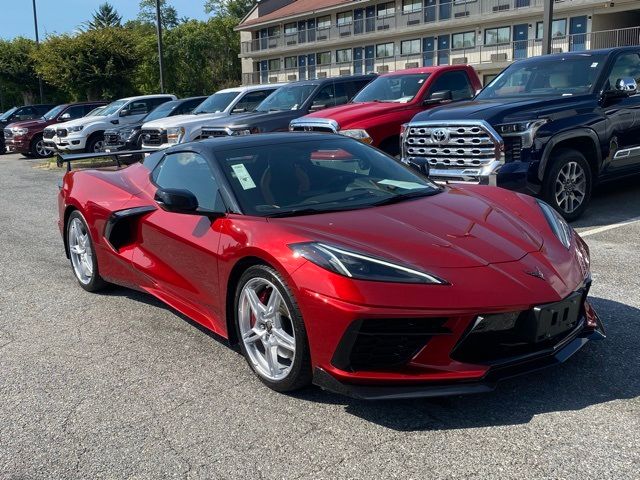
[147,97,172,111]
[177,98,203,115]
[152,152,223,211]
[63,105,86,120]
[234,90,272,112]
[84,105,101,115]
[311,83,336,109]
[124,100,149,116]
[347,79,372,99]
[332,82,350,105]
[15,106,37,120]
[428,71,474,100]
[606,52,640,90]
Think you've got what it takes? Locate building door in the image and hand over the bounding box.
[354,9,364,35]
[569,16,587,52]
[424,0,437,23]
[353,47,364,74]
[298,21,307,43]
[307,54,316,79]
[365,6,375,33]
[437,35,450,65]
[513,24,528,60]
[364,45,375,74]
[423,37,435,66]
[307,19,316,42]
[259,29,268,50]
[298,55,307,80]
[260,60,268,83]
[439,0,451,21]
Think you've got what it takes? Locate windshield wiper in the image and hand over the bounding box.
[372,189,440,206]
[266,205,364,218]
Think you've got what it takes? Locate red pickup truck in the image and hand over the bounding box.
[290,65,482,156]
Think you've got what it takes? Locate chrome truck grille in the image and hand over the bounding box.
[289,118,339,133]
[402,121,504,185]
[200,128,232,139]
[43,129,55,139]
[140,129,166,146]
[3,129,12,140]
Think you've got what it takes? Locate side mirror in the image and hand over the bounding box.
[615,77,638,95]
[309,103,328,112]
[423,90,453,105]
[59,113,71,121]
[154,188,199,214]
[119,109,129,117]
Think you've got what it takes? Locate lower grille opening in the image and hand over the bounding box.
[332,318,450,372]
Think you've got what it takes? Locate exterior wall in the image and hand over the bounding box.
[237,0,640,85]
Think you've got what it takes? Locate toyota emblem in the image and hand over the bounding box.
[431,128,449,144]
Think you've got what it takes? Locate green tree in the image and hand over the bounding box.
[83,2,122,30]
[204,0,255,19]
[0,38,42,104]
[138,0,179,29]
[32,28,139,100]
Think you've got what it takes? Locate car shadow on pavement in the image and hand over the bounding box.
[293,297,640,431]
[571,174,640,229]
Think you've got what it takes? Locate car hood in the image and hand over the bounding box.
[142,113,225,130]
[271,186,545,269]
[303,102,412,129]
[411,94,596,124]
[5,118,51,130]
[57,117,108,129]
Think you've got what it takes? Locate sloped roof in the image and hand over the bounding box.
[239,0,353,28]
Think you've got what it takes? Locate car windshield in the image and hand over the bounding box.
[353,74,430,103]
[85,106,105,117]
[217,137,440,217]
[43,105,66,121]
[193,92,239,114]
[143,101,179,122]
[478,54,607,99]
[255,84,317,112]
[96,99,128,116]
[0,107,18,121]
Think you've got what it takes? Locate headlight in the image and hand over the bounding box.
[68,125,84,133]
[289,242,448,284]
[166,127,185,144]
[231,127,260,136]
[495,119,547,148]
[339,129,373,145]
[537,200,573,249]
[11,127,28,136]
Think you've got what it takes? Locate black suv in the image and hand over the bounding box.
[198,75,374,138]
[402,47,640,220]
[0,104,55,154]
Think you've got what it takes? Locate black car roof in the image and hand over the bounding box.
[283,74,375,87]
[516,46,638,65]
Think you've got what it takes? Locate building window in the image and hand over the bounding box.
[336,48,352,63]
[452,31,475,50]
[401,39,421,55]
[337,12,353,26]
[536,19,567,39]
[268,58,281,71]
[484,27,510,46]
[284,56,298,69]
[284,23,297,35]
[377,2,396,18]
[402,0,422,14]
[267,26,280,37]
[317,15,331,30]
[376,42,395,58]
[317,51,331,65]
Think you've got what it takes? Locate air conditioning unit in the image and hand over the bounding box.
[492,4,510,11]
[317,71,328,78]
[287,74,298,81]
[454,11,470,18]
[405,62,419,68]
[407,19,420,26]
[339,69,351,76]
[340,31,351,37]
[287,41,296,46]
[490,53,508,62]
[318,35,328,40]
[377,65,390,73]
[377,25,390,30]
[452,57,468,64]
[552,47,563,53]
[268,76,278,83]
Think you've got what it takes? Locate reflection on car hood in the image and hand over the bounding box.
[142,112,227,130]
[303,102,412,129]
[272,186,545,269]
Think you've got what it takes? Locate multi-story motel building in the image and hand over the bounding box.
[236,0,640,85]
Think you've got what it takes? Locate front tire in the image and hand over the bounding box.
[85,134,104,153]
[542,148,592,221]
[235,265,312,392]
[29,134,51,159]
[67,211,107,292]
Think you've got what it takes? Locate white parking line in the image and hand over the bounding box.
[578,216,640,237]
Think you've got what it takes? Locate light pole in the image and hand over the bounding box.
[155,0,165,93]
[32,0,44,103]
[542,0,554,55]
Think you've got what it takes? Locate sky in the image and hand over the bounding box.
[0,0,211,40]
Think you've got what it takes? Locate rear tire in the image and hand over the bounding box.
[66,211,107,292]
[542,148,592,221]
[234,264,312,392]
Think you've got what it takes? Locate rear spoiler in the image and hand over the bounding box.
[56,149,154,172]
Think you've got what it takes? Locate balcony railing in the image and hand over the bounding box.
[242,26,640,85]
[240,0,597,54]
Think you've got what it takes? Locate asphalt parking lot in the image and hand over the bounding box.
[0,152,638,479]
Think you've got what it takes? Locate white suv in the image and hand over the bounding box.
[140,84,284,150]
[47,94,176,153]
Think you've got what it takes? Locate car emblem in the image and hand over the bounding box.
[525,267,545,280]
[144,134,151,140]
[431,128,449,144]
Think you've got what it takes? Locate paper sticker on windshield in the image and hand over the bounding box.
[231,163,256,190]
[591,62,598,68]
[378,179,425,190]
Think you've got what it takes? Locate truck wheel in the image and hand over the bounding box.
[29,134,51,159]
[86,134,105,153]
[542,148,592,221]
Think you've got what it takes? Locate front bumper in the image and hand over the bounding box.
[4,137,29,154]
[54,135,87,152]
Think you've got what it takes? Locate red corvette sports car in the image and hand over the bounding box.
[58,133,604,399]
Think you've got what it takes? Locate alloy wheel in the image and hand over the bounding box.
[68,217,94,285]
[92,140,104,152]
[35,140,49,157]
[554,161,586,214]
[238,277,296,382]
